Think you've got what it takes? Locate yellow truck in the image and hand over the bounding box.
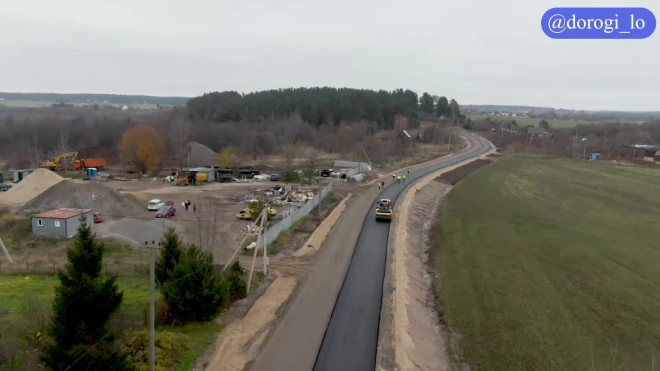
[375,199,393,222]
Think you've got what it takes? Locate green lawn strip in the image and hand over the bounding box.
[434,156,660,370]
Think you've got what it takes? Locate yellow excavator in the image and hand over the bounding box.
[40,151,79,170]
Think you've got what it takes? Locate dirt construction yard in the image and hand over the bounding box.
[99,180,292,263]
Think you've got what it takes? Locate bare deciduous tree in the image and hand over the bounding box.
[169,119,191,167]
[57,131,72,172]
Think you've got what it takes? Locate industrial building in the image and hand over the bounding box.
[32,208,95,238]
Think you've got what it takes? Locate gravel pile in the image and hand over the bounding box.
[107,218,178,246]
[24,180,142,217]
[0,169,64,205]
[187,141,219,166]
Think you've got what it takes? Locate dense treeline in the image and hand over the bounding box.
[186,87,460,128]
[0,92,189,105]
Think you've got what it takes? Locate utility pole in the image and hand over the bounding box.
[263,216,268,276]
[144,240,161,371]
[447,129,452,151]
[247,210,266,292]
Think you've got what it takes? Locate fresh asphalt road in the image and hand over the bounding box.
[313,133,493,371]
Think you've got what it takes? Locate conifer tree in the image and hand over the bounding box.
[41,216,132,370]
[161,244,227,323]
[155,227,183,285]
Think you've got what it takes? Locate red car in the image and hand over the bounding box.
[155,205,176,218]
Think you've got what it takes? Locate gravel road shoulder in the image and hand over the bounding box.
[376,140,496,371]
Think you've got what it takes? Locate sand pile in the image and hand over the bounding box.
[24,180,142,217]
[0,169,64,205]
[188,141,219,166]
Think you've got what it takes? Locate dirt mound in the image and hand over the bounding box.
[24,180,142,217]
[435,159,492,185]
[0,169,64,205]
[107,218,176,246]
[188,141,219,166]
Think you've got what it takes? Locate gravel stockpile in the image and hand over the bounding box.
[187,141,219,166]
[0,169,63,205]
[107,218,178,246]
[24,180,142,217]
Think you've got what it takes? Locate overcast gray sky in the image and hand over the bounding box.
[0,0,656,111]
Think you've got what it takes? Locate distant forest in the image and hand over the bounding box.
[186,87,461,128]
[465,104,659,122]
[0,92,190,105]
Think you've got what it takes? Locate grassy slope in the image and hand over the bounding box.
[0,274,220,369]
[467,114,594,128]
[435,156,660,370]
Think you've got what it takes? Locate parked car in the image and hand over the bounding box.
[320,169,332,177]
[270,174,280,181]
[93,212,103,223]
[148,199,164,211]
[155,205,176,218]
[0,183,11,192]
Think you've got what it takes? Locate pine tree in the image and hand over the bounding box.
[161,244,227,324]
[226,261,247,303]
[155,227,183,285]
[41,216,133,370]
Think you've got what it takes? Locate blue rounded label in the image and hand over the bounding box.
[541,7,656,39]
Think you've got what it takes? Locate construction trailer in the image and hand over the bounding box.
[32,208,95,238]
[10,169,34,183]
[189,167,215,182]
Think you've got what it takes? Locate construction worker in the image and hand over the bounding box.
[407,168,410,175]
[403,174,406,182]
[378,182,381,190]
[397,175,401,183]
[392,173,396,181]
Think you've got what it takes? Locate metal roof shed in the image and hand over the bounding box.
[32,208,94,239]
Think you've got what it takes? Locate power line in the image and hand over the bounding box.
[63,333,109,371]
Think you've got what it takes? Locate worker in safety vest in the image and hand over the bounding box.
[403,174,406,182]
[397,175,401,182]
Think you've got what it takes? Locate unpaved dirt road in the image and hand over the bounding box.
[250,132,493,371]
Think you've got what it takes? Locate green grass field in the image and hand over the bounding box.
[433,156,660,371]
[467,114,594,128]
[0,274,221,369]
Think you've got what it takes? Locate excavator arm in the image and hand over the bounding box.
[41,151,79,170]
